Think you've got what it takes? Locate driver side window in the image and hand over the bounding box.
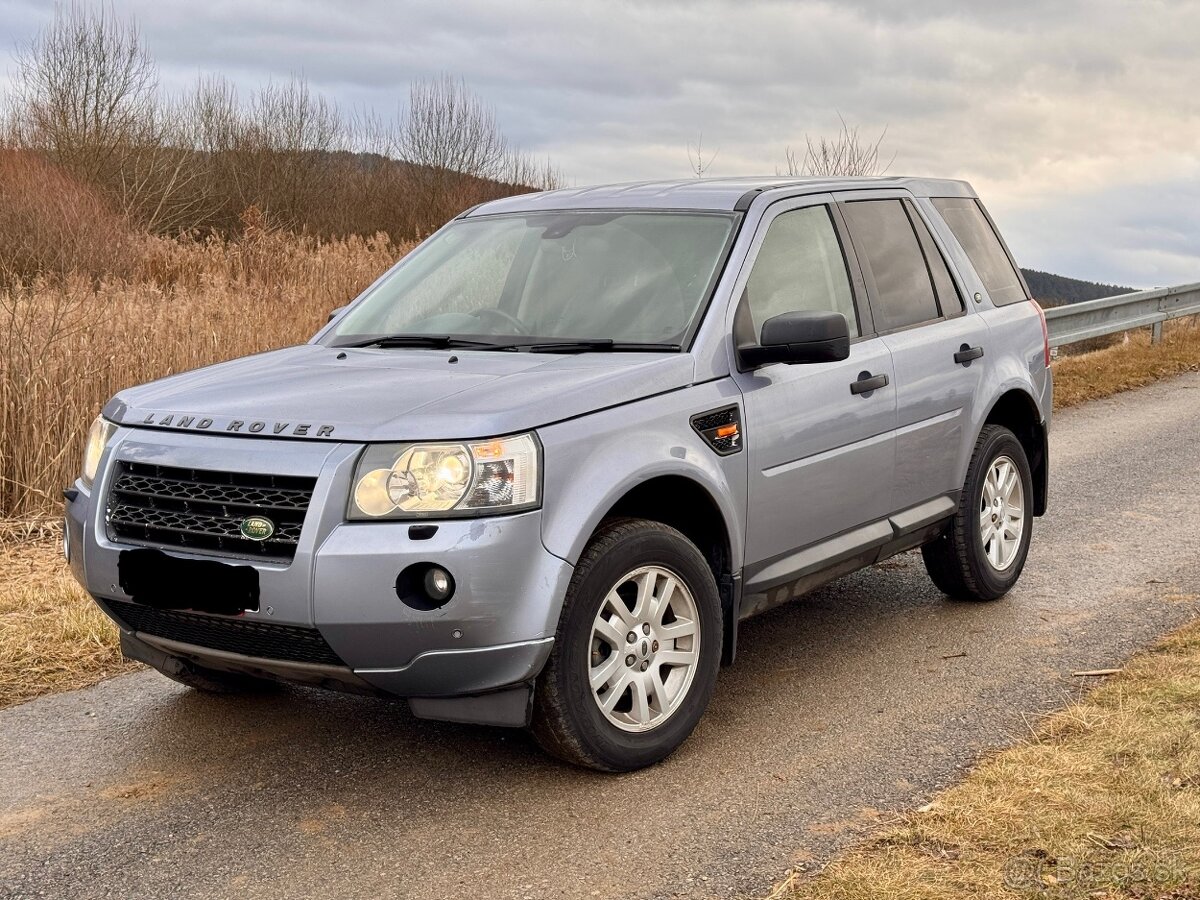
[744,206,859,338]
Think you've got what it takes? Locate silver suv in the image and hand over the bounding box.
[67,177,1051,771]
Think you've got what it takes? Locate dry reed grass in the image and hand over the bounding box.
[0,521,136,708]
[0,227,410,517]
[1053,318,1200,410]
[774,622,1200,899]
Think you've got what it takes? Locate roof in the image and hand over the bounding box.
[466,176,977,217]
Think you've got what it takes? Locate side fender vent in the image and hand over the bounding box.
[691,405,743,456]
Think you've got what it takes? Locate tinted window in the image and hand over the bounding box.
[744,205,859,338]
[841,199,939,330]
[908,204,964,315]
[931,198,1027,306]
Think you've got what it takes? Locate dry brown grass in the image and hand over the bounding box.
[0,522,136,708]
[0,227,411,518]
[1053,318,1200,410]
[773,622,1200,900]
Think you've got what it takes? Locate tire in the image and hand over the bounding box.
[922,424,1034,601]
[157,660,278,694]
[532,518,722,772]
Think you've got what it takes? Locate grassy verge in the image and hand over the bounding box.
[0,521,134,709]
[773,620,1200,899]
[1052,319,1200,410]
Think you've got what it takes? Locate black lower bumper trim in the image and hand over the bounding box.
[105,599,345,667]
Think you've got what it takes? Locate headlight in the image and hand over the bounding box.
[81,416,117,488]
[349,433,540,520]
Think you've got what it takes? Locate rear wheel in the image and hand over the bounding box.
[532,518,722,771]
[922,424,1033,601]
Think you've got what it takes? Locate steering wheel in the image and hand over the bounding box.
[471,307,531,336]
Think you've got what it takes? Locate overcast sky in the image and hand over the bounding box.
[4,0,1199,287]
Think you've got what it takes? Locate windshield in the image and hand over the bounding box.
[326,211,737,349]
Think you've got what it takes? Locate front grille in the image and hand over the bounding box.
[108,599,345,667]
[106,461,316,562]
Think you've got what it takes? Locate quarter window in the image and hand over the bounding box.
[841,199,940,331]
[744,206,859,339]
[931,197,1027,306]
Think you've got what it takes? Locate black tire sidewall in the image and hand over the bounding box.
[550,525,722,771]
[966,427,1034,597]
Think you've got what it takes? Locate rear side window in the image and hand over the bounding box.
[841,199,939,331]
[931,198,1027,306]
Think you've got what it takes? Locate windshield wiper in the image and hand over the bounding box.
[334,334,521,351]
[525,339,682,354]
[334,334,683,354]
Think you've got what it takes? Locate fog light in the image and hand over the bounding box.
[424,566,454,603]
[396,563,456,611]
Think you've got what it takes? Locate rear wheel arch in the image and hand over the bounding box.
[981,388,1047,516]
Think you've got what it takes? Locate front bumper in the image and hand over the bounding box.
[66,428,572,710]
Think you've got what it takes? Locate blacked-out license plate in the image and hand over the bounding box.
[117,548,260,615]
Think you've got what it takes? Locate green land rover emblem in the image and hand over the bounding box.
[239,515,275,541]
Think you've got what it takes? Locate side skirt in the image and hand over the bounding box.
[737,494,957,622]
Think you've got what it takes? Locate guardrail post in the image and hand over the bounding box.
[1151,321,1163,344]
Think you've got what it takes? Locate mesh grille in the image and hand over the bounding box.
[106,461,316,561]
[108,600,344,667]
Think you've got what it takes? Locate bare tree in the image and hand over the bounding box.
[398,74,509,180]
[4,7,561,241]
[782,116,893,177]
[8,2,157,180]
[395,75,519,229]
[686,133,719,178]
[6,2,210,232]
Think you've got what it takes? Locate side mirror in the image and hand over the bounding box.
[738,310,851,368]
[327,306,347,323]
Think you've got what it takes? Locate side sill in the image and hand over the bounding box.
[739,494,958,619]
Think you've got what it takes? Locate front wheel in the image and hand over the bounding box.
[532,519,722,772]
[922,424,1034,601]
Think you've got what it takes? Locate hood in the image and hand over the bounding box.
[103,344,697,442]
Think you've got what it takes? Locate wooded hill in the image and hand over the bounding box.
[1021,268,1135,307]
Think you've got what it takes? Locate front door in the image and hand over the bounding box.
[732,197,897,591]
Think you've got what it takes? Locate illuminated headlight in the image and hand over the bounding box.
[350,433,540,520]
[81,416,117,489]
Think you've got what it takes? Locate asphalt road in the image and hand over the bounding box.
[3,373,1200,900]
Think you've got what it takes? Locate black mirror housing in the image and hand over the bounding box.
[738,310,851,367]
[327,306,347,323]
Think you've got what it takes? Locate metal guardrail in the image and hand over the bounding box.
[1042,281,1200,348]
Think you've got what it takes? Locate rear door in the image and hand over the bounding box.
[837,194,990,513]
[732,195,897,582]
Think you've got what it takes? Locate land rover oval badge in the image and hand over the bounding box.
[240,516,275,541]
